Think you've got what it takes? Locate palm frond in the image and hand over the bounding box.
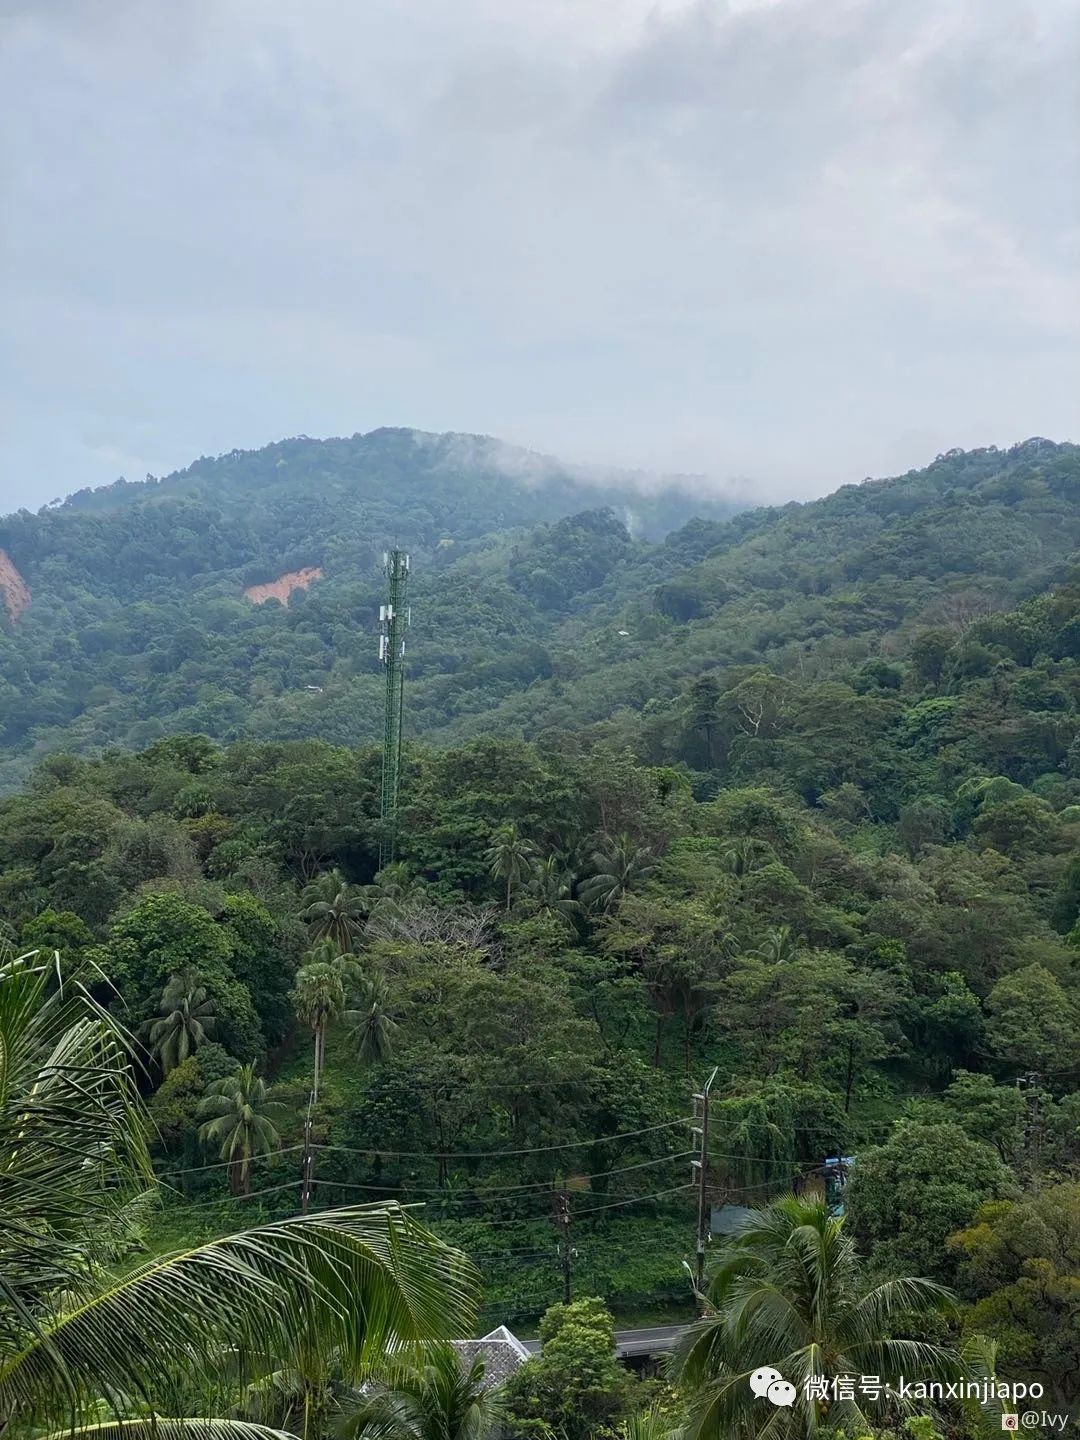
[35,1420,300,1440]
[0,1205,479,1427]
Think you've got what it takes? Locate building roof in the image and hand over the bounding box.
[452,1326,532,1389]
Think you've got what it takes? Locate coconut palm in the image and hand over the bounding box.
[673,1195,958,1440]
[360,864,424,933]
[143,970,216,1073]
[291,960,347,1100]
[338,1343,502,1440]
[0,946,478,1440]
[721,838,769,878]
[578,833,657,912]
[197,1063,286,1195]
[305,938,365,991]
[242,1342,354,1440]
[483,823,538,912]
[300,869,368,953]
[343,973,398,1067]
[527,854,582,929]
[753,925,798,965]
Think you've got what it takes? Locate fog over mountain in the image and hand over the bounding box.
[3,0,1077,510]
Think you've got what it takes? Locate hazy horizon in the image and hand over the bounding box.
[4,421,1077,524]
[2,0,1077,512]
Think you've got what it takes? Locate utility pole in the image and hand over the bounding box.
[378,549,410,869]
[553,1189,572,1304]
[691,1067,718,1297]
[300,1094,315,1214]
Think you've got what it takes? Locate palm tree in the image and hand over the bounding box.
[360,863,424,930]
[300,868,368,953]
[305,937,365,989]
[339,1343,502,1440]
[344,972,398,1067]
[484,823,538,912]
[0,946,478,1440]
[142,970,216,1073]
[291,959,347,1100]
[527,854,582,929]
[579,833,657,912]
[618,1411,682,1440]
[673,1195,957,1440]
[753,924,798,964]
[721,838,769,878]
[197,1063,286,1195]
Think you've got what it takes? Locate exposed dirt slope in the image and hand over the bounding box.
[0,549,30,621]
[243,566,323,606]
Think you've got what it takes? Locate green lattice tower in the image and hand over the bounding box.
[378,549,410,868]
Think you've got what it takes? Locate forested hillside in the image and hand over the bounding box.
[2,433,1080,1420]
[1,436,1077,800]
[0,427,740,789]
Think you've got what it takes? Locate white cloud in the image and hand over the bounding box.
[0,0,1076,511]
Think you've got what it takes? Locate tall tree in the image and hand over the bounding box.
[345,972,399,1067]
[527,853,582,929]
[503,1298,634,1440]
[483,823,538,912]
[291,960,346,1100]
[300,868,368,953]
[142,971,216,1074]
[674,1196,957,1439]
[845,1121,1014,1283]
[579,833,657,912]
[197,1063,285,1195]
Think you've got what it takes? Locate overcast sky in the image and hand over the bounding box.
[1,0,1077,512]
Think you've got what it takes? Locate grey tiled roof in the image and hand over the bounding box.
[452,1326,532,1389]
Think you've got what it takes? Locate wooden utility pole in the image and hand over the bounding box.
[300,1096,316,1214]
[692,1067,718,1296]
[554,1189,572,1304]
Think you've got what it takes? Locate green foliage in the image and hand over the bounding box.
[983,964,1080,1072]
[846,1122,1015,1282]
[107,892,264,1060]
[3,433,1080,1413]
[503,1297,636,1440]
[197,1063,285,1194]
[674,1196,957,1440]
[950,1182,1080,1404]
[0,428,736,786]
[0,945,478,1440]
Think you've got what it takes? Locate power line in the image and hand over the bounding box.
[160,1180,301,1209]
[318,1119,686,1160]
[156,1145,305,1178]
[572,1184,694,1218]
[471,1249,567,1262]
[314,1150,694,1202]
[711,1170,819,1194]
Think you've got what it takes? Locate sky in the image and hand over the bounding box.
[1,0,1078,512]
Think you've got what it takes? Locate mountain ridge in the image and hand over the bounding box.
[0,431,1077,795]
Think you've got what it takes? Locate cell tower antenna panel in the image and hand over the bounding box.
[378,549,410,868]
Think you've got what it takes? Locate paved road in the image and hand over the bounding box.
[615,1324,684,1358]
[522,1324,684,1359]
